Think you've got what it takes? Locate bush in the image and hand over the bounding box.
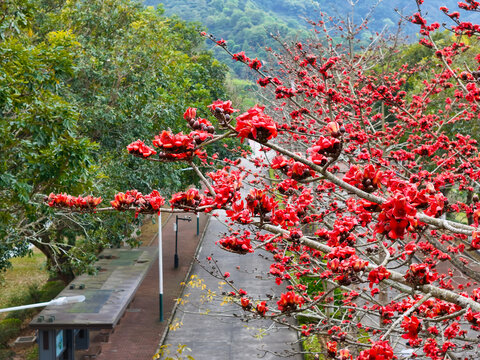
[0,349,15,360]
[5,281,63,321]
[0,280,64,354]
[5,284,41,322]
[39,281,64,302]
[0,319,21,348]
[25,345,38,360]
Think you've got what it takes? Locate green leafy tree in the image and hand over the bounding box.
[1,0,229,282]
[0,0,97,279]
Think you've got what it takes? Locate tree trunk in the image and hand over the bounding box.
[31,235,75,284]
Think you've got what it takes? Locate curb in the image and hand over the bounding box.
[156,214,211,351]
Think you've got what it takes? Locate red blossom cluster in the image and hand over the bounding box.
[357,341,395,360]
[245,189,277,217]
[401,315,422,345]
[256,301,268,316]
[204,168,243,209]
[110,189,164,217]
[170,188,202,211]
[404,263,438,286]
[207,99,239,115]
[126,140,157,158]
[271,155,314,181]
[307,136,341,166]
[235,105,278,143]
[343,164,383,193]
[232,51,249,62]
[240,297,251,310]
[152,131,196,160]
[46,193,102,211]
[216,231,253,254]
[376,194,417,240]
[367,266,391,289]
[327,341,338,357]
[276,290,305,312]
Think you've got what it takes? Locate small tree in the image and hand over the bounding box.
[47,1,480,358]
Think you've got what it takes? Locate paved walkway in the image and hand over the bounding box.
[162,214,303,360]
[162,141,303,360]
[90,212,208,360]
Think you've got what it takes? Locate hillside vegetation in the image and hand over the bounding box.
[151,0,470,76]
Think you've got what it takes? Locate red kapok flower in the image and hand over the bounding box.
[326,341,337,356]
[358,340,395,360]
[152,131,198,161]
[401,315,422,341]
[127,139,157,158]
[367,266,390,288]
[240,297,251,310]
[404,263,438,285]
[170,188,202,211]
[183,107,196,120]
[376,193,417,240]
[277,291,305,312]
[216,232,253,254]
[232,51,249,62]
[46,193,102,211]
[235,105,277,143]
[249,58,262,70]
[256,301,268,316]
[208,99,239,115]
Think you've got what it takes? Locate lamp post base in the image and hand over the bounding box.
[159,293,163,322]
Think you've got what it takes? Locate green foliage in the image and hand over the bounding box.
[0,280,62,349]
[42,0,228,199]
[1,0,229,278]
[0,349,15,360]
[152,0,480,79]
[25,346,39,360]
[151,0,311,76]
[0,319,21,348]
[5,281,63,321]
[0,0,97,272]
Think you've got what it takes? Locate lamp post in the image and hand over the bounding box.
[196,213,200,236]
[174,215,191,269]
[158,212,164,322]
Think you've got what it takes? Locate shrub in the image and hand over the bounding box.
[0,319,21,348]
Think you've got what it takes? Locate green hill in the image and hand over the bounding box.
[147,0,470,76]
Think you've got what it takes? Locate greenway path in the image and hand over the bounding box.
[162,214,303,360]
[162,142,303,359]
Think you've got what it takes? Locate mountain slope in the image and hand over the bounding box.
[149,0,472,75]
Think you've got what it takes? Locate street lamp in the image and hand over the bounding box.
[158,212,164,322]
[174,215,191,269]
[0,296,86,313]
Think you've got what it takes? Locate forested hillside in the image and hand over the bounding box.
[151,0,469,75]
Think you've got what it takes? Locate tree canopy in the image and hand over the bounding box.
[1,0,228,280]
